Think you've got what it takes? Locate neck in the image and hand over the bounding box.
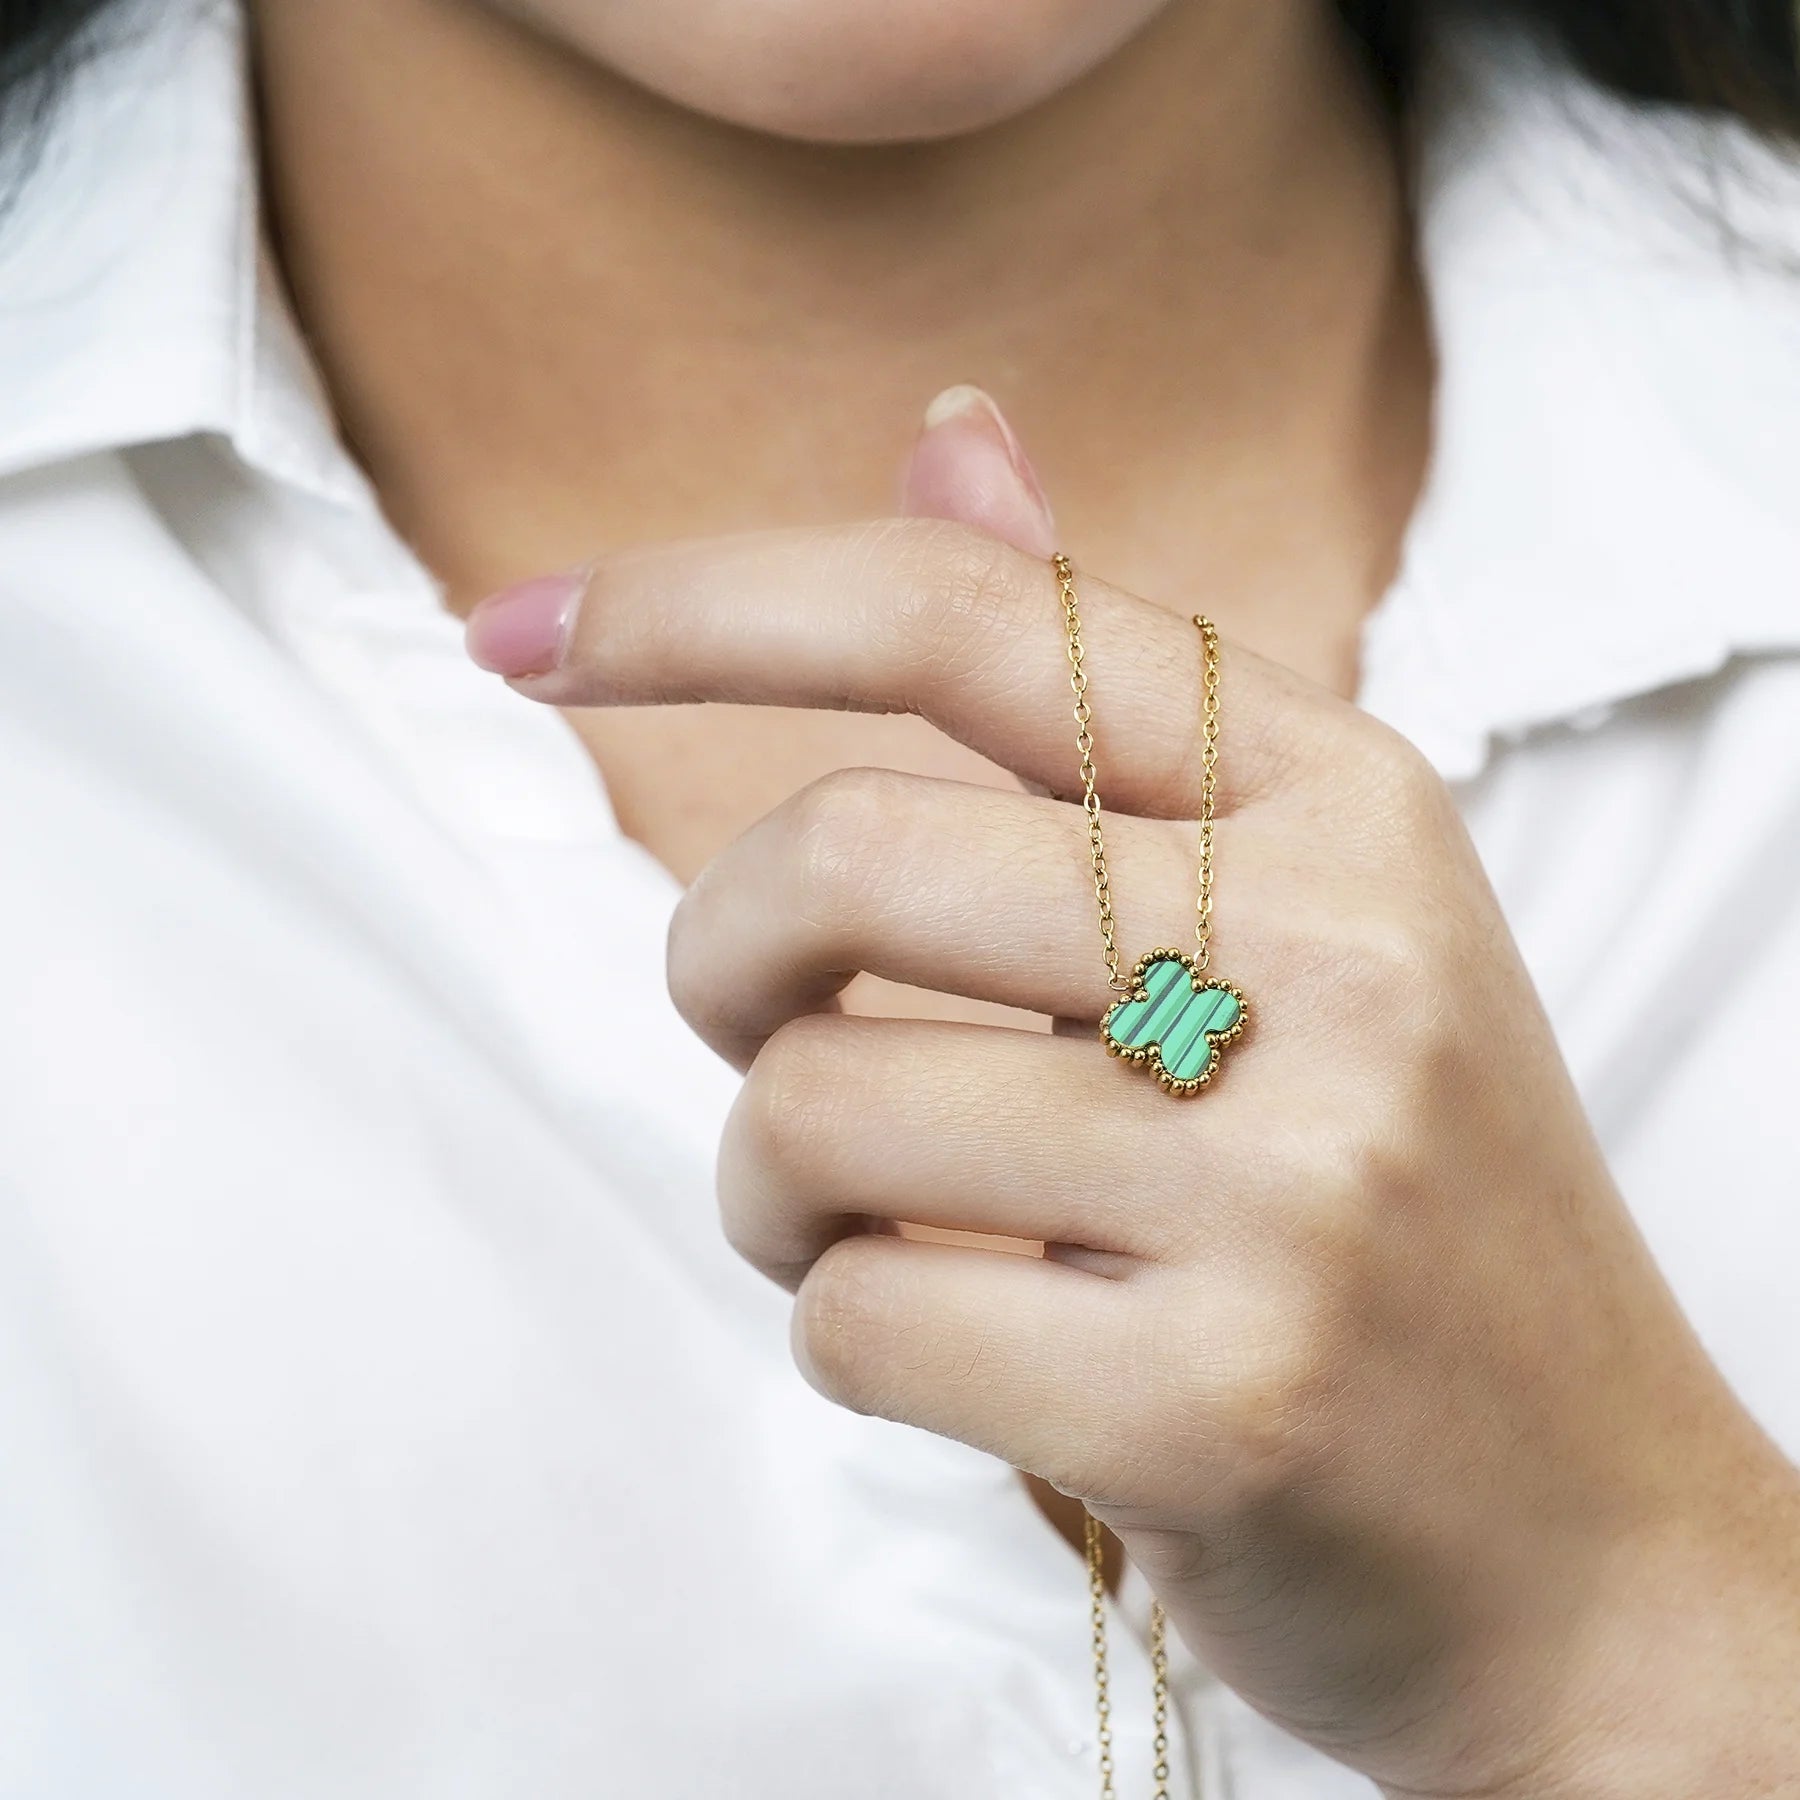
[253,0,1429,691]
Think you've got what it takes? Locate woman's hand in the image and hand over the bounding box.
[469,519,1800,1797]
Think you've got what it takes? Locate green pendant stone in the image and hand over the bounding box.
[1103,955,1244,1086]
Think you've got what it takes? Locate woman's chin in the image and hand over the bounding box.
[513,0,1173,144]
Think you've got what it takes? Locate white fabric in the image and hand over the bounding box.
[1,6,1798,1796]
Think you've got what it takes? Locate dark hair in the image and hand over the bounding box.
[1339,1,1800,131]
[0,0,119,149]
[2,0,1799,154]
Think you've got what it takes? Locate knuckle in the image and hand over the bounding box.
[1184,1162,1376,1508]
[734,1013,847,1190]
[1274,1129,1379,1260]
[888,520,1030,694]
[1298,903,1453,1063]
[1205,1286,1346,1506]
[788,766,915,929]
[791,1237,893,1412]
[1356,726,1459,847]
[665,870,726,1033]
[713,1162,766,1276]
[1341,912,1441,1015]
[1353,926,1461,1087]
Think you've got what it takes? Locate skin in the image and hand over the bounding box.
[253,0,1427,888]
[478,511,1800,1797]
[252,0,1800,1790]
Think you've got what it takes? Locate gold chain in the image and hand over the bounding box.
[1053,553,1220,986]
[1059,546,1216,1795]
[1055,552,1133,993]
[1086,1513,1172,1800]
[1191,613,1221,977]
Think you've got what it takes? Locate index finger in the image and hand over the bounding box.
[470,519,1353,818]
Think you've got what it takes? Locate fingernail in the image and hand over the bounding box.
[464,567,589,677]
[923,385,1053,515]
[905,384,1056,558]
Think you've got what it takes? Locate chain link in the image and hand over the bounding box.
[1054,553,1133,993]
[1191,613,1221,976]
[1052,553,1220,983]
[1086,1512,1172,1800]
[1084,1513,1119,1800]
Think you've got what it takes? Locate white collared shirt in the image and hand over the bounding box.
[1,7,1797,1797]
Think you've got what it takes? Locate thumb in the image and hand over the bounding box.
[900,384,1057,559]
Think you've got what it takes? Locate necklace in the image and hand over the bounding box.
[1085,1512,1172,1800]
[1054,553,1248,1098]
[1055,550,1246,1796]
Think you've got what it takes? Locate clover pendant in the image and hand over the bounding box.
[1100,949,1247,1096]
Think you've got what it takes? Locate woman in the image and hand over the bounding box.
[2,0,1798,1794]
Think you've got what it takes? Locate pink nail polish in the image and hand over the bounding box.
[464,568,588,677]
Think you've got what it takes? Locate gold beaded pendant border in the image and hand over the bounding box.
[1098,947,1249,1098]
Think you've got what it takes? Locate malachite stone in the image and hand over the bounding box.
[1103,954,1244,1087]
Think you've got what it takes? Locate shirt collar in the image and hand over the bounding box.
[3,3,1798,782]
[1367,18,1800,777]
[0,0,359,506]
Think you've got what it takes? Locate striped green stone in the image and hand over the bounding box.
[1104,956,1242,1083]
[1161,987,1239,1078]
[1114,957,1187,1048]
